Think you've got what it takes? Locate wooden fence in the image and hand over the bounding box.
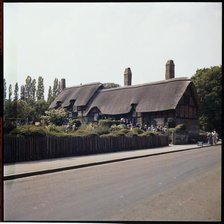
[4,135,169,163]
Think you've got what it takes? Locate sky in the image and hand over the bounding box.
[4,2,222,99]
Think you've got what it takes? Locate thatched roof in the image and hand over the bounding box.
[50,78,199,116]
[85,78,198,115]
[49,82,103,109]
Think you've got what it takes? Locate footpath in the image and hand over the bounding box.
[4,142,221,181]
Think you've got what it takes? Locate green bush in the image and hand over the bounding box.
[131,127,144,135]
[98,119,120,128]
[69,119,82,128]
[41,108,68,126]
[139,131,159,136]
[46,124,65,133]
[110,124,127,131]
[125,132,138,137]
[91,126,110,136]
[10,125,47,136]
[114,129,130,136]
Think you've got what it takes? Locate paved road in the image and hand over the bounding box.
[4,145,221,221]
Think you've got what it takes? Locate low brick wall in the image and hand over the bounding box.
[4,135,168,163]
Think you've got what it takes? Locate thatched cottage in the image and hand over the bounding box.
[49,60,200,135]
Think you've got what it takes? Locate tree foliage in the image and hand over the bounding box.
[31,79,36,100]
[14,82,19,101]
[8,84,12,101]
[191,65,222,136]
[41,108,68,126]
[20,85,25,100]
[53,78,60,97]
[25,75,32,100]
[47,86,55,104]
[36,76,45,100]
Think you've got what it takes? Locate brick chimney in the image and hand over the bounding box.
[165,60,175,80]
[124,67,132,86]
[60,78,66,90]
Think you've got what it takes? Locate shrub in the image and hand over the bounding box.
[140,131,159,136]
[41,108,68,126]
[9,125,47,136]
[91,126,110,136]
[131,127,144,135]
[110,124,127,131]
[46,124,65,133]
[115,129,130,136]
[98,119,120,128]
[69,119,82,128]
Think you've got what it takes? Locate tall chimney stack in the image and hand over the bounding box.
[124,67,132,86]
[60,78,66,90]
[165,60,175,80]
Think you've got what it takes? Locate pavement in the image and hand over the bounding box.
[4,142,221,181]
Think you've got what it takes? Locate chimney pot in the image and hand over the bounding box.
[165,60,175,80]
[60,78,66,90]
[124,67,132,86]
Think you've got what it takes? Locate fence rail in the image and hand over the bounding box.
[4,135,169,163]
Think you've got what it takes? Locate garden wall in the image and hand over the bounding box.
[4,135,168,163]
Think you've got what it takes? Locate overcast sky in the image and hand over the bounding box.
[4,2,222,98]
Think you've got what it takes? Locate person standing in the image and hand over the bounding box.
[212,130,217,145]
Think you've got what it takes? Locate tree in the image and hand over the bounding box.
[53,78,60,97]
[8,84,12,101]
[31,79,36,100]
[191,65,222,137]
[36,76,45,100]
[32,100,49,121]
[47,86,54,104]
[4,100,34,132]
[14,82,19,101]
[25,75,32,100]
[41,108,68,126]
[20,85,25,100]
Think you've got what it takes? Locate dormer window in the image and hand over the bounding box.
[56,101,62,108]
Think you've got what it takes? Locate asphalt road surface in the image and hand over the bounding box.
[4,145,221,221]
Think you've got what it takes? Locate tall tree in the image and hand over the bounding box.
[4,78,7,100]
[14,82,19,101]
[47,86,54,104]
[25,75,32,100]
[20,85,25,100]
[4,100,34,132]
[31,79,36,100]
[8,84,12,101]
[36,76,45,100]
[53,78,60,97]
[191,65,222,137]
